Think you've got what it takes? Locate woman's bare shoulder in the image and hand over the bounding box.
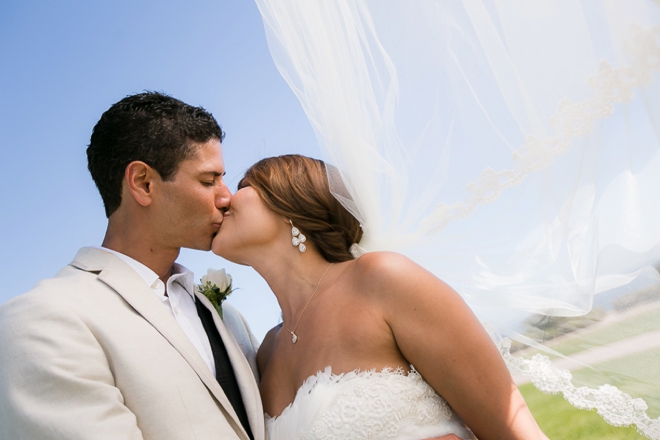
[352,251,417,276]
[350,251,457,309]
[352,251,434,288]
[256,323,282,377]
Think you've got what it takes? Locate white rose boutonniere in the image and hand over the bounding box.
[198,268,234,319]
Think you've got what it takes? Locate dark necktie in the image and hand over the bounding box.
[195,298,254,440]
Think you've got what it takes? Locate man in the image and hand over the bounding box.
[0,92,263,440]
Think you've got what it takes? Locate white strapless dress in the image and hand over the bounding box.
[265,366,476,440]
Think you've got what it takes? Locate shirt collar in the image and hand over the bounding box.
[97,247,195,299]
[170,263,196,299]
[99,246,160,289]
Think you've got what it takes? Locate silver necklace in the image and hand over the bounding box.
[283,262,333,344]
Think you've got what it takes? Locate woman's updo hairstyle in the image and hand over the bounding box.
[240,155,363,263]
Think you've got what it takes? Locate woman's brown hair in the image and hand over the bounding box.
[240,155,363,263]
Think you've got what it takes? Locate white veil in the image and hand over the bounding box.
[255,0,660,436]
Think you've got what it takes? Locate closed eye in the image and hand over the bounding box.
[199,171,226,186]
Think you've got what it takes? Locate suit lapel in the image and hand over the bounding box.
[196,292,265,440]
[70,248,253,440]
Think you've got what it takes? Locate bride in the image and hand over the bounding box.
[247,1,660,436]
[212,154,547,440]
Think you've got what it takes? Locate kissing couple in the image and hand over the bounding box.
[0,92,547,439]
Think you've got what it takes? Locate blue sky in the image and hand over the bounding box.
[0,0,319,339]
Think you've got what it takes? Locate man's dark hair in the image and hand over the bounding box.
[87,91,225,217]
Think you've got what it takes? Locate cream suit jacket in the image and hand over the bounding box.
[0,247,265,440]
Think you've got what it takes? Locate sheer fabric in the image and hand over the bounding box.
[255,0,660,437]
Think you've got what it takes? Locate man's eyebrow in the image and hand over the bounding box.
[199,170,227,177]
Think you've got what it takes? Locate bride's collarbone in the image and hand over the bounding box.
[261,318,410,417]
[270,303,400,370]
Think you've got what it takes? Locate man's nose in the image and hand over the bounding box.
[215,183,232,210]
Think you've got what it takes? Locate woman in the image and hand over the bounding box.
[212,154,547,440]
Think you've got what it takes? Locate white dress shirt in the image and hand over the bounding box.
[100,247,216,376]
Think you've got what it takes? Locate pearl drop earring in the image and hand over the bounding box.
[289,219,307,252]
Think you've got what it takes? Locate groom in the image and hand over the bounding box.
[0,92,263,440]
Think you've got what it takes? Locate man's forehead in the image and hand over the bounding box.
[190,137,222,153]
[186,139,224,163]
[169,141,223,179]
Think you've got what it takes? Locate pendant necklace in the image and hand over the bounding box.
[284,262,334,344]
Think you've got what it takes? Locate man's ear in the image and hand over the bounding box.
[125,161,158,207]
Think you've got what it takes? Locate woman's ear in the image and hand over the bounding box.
[124,161,158,207]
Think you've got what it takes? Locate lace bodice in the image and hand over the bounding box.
[265,366,475,440]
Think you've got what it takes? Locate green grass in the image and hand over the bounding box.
[519,383,646,439]
[512,302,660,438]
[514,304,660,360]
[570,347,660,419]
[547,304,660,357]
